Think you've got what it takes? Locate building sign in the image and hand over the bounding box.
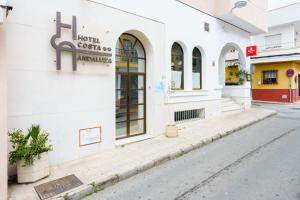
[287,69,295,77]
[51,12,112,71]
[246,45,257,57]
[79,127,101,146]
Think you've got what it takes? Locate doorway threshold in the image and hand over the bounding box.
[115,134,153,147]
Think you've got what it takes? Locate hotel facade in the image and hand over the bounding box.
[0,0,267,198]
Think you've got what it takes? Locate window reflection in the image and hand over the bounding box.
[171,43,184,90]
[192,48,202,90]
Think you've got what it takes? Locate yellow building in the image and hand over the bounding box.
[252,62,300,103]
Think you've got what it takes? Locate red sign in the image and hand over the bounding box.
[246,45,257,57]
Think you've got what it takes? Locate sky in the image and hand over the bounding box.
[269,0,300,9]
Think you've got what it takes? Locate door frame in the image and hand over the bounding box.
[115,33,147,140]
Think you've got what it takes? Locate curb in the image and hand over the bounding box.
[55,110,277,200]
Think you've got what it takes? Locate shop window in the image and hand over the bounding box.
[262,70,278,84]
[171,42,184,90]
[192,47,202,90]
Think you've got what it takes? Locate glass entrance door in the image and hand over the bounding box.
[115,34,146,139]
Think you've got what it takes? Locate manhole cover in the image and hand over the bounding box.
[34,174,83,200]
[252,104,262,106]
[289,107,300,110]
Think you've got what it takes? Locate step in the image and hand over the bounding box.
[222,102,240,108]
[222,105,242,112]
[221,109,243,116]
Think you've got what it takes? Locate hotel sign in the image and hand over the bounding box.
[51,12,112,71]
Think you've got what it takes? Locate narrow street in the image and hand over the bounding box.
[86,103,300,200]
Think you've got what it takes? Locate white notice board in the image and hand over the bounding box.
[79,127,101,146]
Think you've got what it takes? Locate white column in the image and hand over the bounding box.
[184,49,192,90]
[0,20,7,200]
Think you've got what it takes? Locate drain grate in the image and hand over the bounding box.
[289,107,300,110]
[274,116,300,121]
[252,104,262,107]
[34,174,83,200]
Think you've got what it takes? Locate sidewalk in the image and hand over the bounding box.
[8,108,276,200]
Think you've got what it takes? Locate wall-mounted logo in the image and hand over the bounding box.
[246,45,257,57]
[50,12,112,71]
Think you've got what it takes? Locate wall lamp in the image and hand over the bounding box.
[231,0,248,12]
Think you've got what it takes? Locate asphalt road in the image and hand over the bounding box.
[86,103,300,200]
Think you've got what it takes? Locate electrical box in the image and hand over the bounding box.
[257,79,261,85]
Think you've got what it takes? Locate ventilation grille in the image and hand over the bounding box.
[204,22,210,32]
[174,109,205,123]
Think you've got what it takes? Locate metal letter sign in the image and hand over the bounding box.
[51,12,112,71]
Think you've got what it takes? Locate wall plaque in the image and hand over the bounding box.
[51,12,112,71]
[79,126,101,146]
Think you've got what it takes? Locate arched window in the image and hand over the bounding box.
[171,42,184,90]
[192,48,202,89]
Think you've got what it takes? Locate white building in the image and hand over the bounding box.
[251,2,300,64]
[0,0,267,198]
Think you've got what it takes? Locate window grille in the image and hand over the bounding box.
[174,109,205,123]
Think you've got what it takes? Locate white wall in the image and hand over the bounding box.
[2,0,251,176]
[269,3,300,27]
[252,24,295,51]
[0,21,7,200]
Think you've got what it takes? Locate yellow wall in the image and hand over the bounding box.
[225,65,239,84]
[116,61,138,68]
[252,62,300,90]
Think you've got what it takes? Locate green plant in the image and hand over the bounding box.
[9,125,53,166]
[63,193,69,200]
[227,65,237,69]
[237,69,250,85]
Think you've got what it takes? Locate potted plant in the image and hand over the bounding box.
[237,69,250,85]
[9,125,53,183]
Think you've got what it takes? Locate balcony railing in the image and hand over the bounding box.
[256,40,300,53]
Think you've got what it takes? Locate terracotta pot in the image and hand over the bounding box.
[17,152,50,183]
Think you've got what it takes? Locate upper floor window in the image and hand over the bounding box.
[192,48,202,90]
[262,70,278,84]
[171,42,184,90]
[265,34,282,49]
